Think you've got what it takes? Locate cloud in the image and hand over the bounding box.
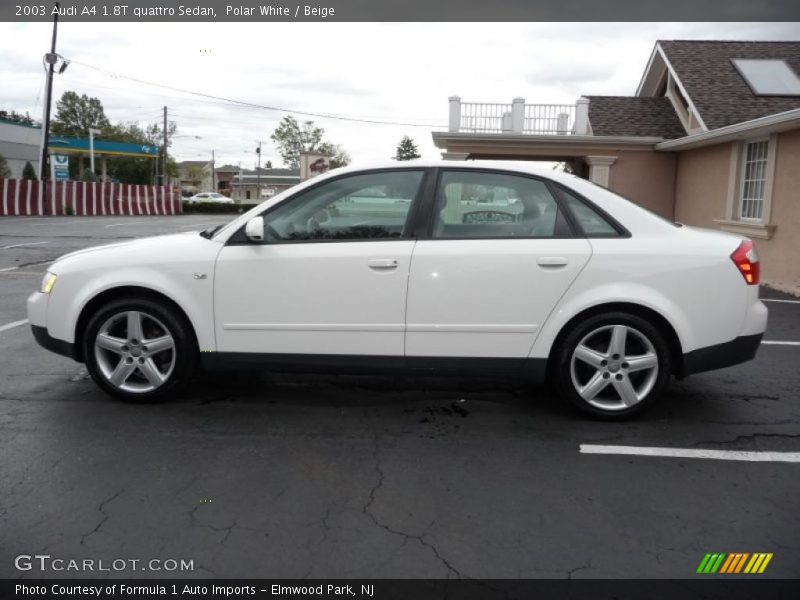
[1,22,797,167]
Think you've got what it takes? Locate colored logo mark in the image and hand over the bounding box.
[696,553,773,574]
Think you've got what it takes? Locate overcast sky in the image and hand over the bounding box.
[1,22,798,169]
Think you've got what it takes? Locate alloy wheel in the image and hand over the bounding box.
[93,310,176,393]
[569,324,659,411]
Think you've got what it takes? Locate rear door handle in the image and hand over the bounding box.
[537,256,569,268]
[368,258,399,270]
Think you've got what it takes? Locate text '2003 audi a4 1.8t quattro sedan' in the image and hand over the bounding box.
[28,161,768,418]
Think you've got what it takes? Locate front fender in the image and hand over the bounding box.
[47,266,217,352]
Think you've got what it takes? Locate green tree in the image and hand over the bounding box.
[98,120,177,185]
[317,142,351,169]
[395,136,420,161]
[270,116,350,169]
[270,116,324,169]
[0,154,11,179]
[0,110,36,126]
[21,161,37,180]
[51,91,111,137]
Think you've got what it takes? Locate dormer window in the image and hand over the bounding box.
[732,59,800,96]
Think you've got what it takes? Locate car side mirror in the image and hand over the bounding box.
[244,216,264,242]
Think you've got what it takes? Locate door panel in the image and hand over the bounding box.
[215,241,414,355]
[214,169,425,356]
[405,169,592,358]
[405,239,591,357]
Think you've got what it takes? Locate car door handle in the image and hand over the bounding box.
[368,258,399,270]
[537,256,569,268]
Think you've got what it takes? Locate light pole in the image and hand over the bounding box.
[88,128,101,175]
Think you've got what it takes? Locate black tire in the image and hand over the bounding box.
[83,297,198,403]
[553,312,672,419]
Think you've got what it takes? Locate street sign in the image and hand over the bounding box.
[51,154,69,182]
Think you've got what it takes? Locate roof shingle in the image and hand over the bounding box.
[586,96,686,139]
[658,40,800,129]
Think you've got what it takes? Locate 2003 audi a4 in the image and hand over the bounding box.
[28,161,767,417]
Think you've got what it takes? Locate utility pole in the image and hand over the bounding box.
[211,149,216,193]
[39,1,60,215]
[161,106,168,185]
[255,141,262,200]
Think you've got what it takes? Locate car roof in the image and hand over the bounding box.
[328,159,582,186]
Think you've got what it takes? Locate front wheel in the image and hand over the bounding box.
[554,312,672,418]
[83,297,198,402]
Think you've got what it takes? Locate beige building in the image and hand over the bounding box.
[433,41,800,294]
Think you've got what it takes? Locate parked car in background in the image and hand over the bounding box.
[185,192,233,204]
[28,161,767,418]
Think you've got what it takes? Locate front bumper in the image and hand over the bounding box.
[31,325,78,361]
[680,333,763,377]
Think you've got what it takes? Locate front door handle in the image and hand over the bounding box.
[368,258,399,270]
[537,256,569,268]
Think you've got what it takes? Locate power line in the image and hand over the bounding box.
[69,59,445,129]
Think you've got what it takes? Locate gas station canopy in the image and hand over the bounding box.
[48,136,160,158]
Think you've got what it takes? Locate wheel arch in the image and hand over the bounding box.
[74,286,198,362]
[547,302,684,377]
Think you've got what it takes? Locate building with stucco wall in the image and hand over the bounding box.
[433,40,800,293]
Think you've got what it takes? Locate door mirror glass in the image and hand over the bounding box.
[245,216,264,242]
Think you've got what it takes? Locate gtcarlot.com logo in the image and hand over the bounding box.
[14,554,194,572]
[697,552,773,574]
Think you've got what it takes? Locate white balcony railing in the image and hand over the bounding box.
[448,97,590,135]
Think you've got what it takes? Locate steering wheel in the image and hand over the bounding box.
[306,208,333,233]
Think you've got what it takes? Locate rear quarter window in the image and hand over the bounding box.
[559,187,621,237]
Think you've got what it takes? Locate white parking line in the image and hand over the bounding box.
[761,340,800,346]
[0,260,53,273]
[0,318,29,333]
[104,221,148,228]
[762,299,800,304]
[1,241,50,249]
[580,444,800,463]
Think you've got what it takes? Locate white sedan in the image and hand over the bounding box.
[185,192,233,204]
[28,161,767,418]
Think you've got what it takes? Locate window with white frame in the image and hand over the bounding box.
[738,139,769,221]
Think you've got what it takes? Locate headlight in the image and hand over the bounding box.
[41,272,57,294]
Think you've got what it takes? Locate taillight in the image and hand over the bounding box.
[730,240,760,285]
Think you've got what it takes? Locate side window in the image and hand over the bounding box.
[559,187,620,237]
[262,170,423,242]
[432,171,567,239]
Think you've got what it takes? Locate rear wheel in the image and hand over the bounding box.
[83,297,197,402]
[554,312,671,418]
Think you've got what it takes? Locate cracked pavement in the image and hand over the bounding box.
[0,215,799,579]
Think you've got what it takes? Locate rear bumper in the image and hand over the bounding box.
[680,333,762,377]
[31,325,78,361]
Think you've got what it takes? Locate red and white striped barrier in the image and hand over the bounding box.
[0,179,181,216]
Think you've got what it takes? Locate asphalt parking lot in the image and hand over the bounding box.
[0,215,798,580]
